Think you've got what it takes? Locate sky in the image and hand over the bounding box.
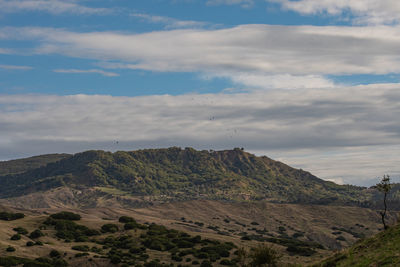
[1,0,400,186]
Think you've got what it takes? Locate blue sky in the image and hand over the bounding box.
[1,0,400,186]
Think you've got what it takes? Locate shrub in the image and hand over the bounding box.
[200,260,212,267]
[13,227,28,235]
[336,236,346,241]
[0,212,24,221]
[50,212,81,221]
[29,229,44,239]
[286,245,315,256]
[75,253,89,258]
[26,241,35,246]
[171,254,183,262]
[6,246,16,252]
[220,259,233,265]
[72,245,89,252]
[250,244,281,267]
[292,232,304,238]
[110,255,122,264]
[101,224,119,233]
[10,234,21,240]
[124,222,138,230]
[119,216,136,223]
[278,226,286,232]
[45,217,100,242]
[250,222,259,225]
[49,250,61,258]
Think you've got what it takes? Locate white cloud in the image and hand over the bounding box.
[203,72,335,89]
[0,0,110,15]
[53,68,119,77]
[131,13,208,29]
[3,24,400,81]
[0,64,32,70]
[207,0,254,8]
[1,83,400,185]
[271,0,400,25]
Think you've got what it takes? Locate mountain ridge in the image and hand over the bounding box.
[0,147,372,206]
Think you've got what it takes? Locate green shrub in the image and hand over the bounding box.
[10,234,21,240]
[50,212,81,221]
[250,244,281,267]
[49,250,61,258]
[6,246,16,252]
[171,254,183,262]
[336,236,346,241]
[45,217,100,242]
[110,255,121,264]
[29,229,44,239]
[13,227,28,235]
[286,245,315,256]
[101,224,119,233]
[220,259,233,265]
[124,222,138,230]
[72,245,89,252]
[75,253,89,258]
[200,260,212,267]
[119,216,136,223]
[278,226,286,232]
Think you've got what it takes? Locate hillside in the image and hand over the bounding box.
[0,148,370,205]
[0,154,70,176]
[315,222,400,266]
[0,201,387,266]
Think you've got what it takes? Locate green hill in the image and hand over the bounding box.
[315,222,400,266]
[0,147,371,205]
[0,154,70,176]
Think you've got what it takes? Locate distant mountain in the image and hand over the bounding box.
[0,147,377,206]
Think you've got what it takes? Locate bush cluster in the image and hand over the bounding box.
[44,216,100,242]
[0,212,24,221]
[50,212,81,221]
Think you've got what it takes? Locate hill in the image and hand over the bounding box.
[0,147,370,205]
[0,154,70,176]
[315,221,400,266]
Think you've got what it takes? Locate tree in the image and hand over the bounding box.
[376,174,392,230]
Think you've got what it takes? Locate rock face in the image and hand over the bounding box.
[0,147,372,205]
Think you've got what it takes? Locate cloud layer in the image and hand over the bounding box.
[53,68,119,77]
[2,24,400,89]
[0,64,32,70]
[131,13,209,29]
[273,0,400,25]
[0,0,109,15]
[1,83,399,185]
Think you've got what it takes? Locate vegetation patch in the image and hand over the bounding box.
[0,212,24,221]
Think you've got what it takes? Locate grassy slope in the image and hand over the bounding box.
[0,154,71,176]
[315,222,400,267]
[0,148,369,205]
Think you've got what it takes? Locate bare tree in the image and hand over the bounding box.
[376,174,392,230]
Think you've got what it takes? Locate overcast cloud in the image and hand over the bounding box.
[1,83,399,185]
